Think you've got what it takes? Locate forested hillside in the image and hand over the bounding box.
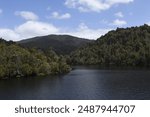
[18,35,92,55]
[71,24,150,66]
[1,24,150,79]
[0,38,71,79]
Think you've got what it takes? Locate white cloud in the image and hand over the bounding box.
[0,9,3,14]
[51,12,71,19]
[62,23,111,39]
[15,11,39,21]
[65,0,134,12]
[65,0,109,12]
[107,0,134,5]
[115,12,124,18]
[112,19,127,26]
[0,29,20,41]
[15,21,59,39]
[0,21,59,41]
[0,21,110,40]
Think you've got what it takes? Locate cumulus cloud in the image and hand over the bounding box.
[15,11,39,21]
[63,23,111,39]
[50,12,71,19]
[0,21,110,40]
[15,21,59,39]
[115,12,124,18]
[112,19,127,26]
[65,0,134,12]
[0,28,20,41]
[0,21,59,41]
[65,0,109,12]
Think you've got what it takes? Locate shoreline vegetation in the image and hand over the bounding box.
[0,24,150,79]
[0,40,71,79]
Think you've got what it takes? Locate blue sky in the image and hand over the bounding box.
[0,0,150,41]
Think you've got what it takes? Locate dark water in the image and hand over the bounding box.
[0,66,150,100]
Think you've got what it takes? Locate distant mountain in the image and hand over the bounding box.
[71,24,150,66]
[18,35,93,55]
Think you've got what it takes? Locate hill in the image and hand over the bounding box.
[18,35,92,55]
[0,38,71,79]
[71,24,150,66]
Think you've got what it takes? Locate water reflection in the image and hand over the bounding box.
[0,67,150,100]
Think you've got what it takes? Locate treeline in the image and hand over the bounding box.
[70,24,150,66]
[0,39,71,79]
[1,24,150,79]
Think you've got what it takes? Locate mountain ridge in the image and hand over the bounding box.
[18,34,93,55]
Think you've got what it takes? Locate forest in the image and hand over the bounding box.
[70,24,150,66]
[0,39,71,79]
[0,24,150,79]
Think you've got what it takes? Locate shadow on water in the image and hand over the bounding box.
[0,66,150,100]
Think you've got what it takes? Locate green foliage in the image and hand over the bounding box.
[71,24,150,67]
[0,39,71,79]
[21,64,33,76]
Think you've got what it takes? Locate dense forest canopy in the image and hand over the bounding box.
[70,24,150,66]
[0,39,71,79]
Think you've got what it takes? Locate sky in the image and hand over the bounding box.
[0,0,150,41]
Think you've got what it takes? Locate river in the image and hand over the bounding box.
[0,66,150,100]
